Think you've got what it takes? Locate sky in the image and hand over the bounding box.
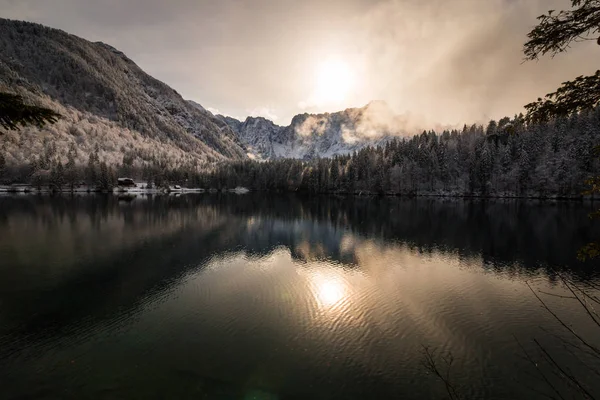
[1,0,599,126]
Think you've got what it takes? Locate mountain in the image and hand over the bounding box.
[219,116,288,160]
[219,101,408,160]
[188,100,209,114]
[0,18,247,172]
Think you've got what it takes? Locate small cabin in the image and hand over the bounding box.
[117,178,136,187]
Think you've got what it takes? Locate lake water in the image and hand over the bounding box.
[1,194,599,400]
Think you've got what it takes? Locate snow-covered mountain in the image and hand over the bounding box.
[188,100,209,113]
[219,101,408,160]
[0,18,246,170]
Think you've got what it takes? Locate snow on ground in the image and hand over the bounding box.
[0,183,207,195]
[229,187,250,194]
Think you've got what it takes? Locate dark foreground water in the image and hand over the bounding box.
[1,194,599,400]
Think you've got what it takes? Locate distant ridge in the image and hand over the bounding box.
[219,101,412,160]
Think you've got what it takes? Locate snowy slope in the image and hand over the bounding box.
[0,18,247,167]
[188,100,209,113]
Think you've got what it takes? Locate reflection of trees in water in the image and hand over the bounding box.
[0,195,283,284]
[0,195,241,352]
[1,194,599,400]
[209,195,597,277]
[1,194,596,275]
[0,194,596,352]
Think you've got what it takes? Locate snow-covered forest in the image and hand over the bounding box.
[200,108,600,198]
[1,107,599,197]
[0,18,247,174]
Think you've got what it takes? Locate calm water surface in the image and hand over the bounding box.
[0,194,599,399]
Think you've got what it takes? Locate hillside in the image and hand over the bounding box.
[0,18,247,175]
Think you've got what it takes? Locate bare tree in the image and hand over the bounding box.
[422,346,464,400]
[519,274,600,400]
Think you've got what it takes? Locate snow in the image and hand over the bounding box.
[221,102,396,160]
[0,183,206,195]
[229,186,250,194]
[0,18,247,169]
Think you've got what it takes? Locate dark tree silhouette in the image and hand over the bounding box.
[524,0,600,60]
[0,92,60,131]
[524,1,600,123]
[525,71,600,124]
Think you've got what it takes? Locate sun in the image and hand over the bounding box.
[313,58,355,106]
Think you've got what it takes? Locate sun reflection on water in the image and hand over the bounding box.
[310,272,348,308]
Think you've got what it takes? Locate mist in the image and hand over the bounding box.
[347,0,600,127]
[293,101,442,142]
[1,0,599,127]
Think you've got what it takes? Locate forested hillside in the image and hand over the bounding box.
[201,109,600,198]
[0,18,246,183]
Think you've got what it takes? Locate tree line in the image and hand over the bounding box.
[199,109,600,198]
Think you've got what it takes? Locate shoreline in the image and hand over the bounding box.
[0,185,595,201]
[0,185,250,196]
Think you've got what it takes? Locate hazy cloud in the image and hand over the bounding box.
[295,115,329,137]
[1,0,598,126]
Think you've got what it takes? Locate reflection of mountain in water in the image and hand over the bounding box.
[0,194,596,353]
[206,194,597,272]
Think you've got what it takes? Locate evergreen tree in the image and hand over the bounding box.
[65,143,78,190]
[98,161,113,191]
[330,158,340,192]
[87,147,99,186]
[0,92,61,131]
[50,160,65,191]
[0,149,5,183]
[120,152,134,177]
[41,138,55,170]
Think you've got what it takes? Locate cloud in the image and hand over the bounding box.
[294,115,329,137]
[294,101,451,144]
[1,0,598,127]
[351,0,600,125]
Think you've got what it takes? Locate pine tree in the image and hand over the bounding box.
[0,92,60,131]
[41,138,55,170]
[154,167,165,189]
[330,158,340,192]
[50,160,65,191]
[87,148,99,187]
[65,143,78,190]
[98,161,112,191]
[121,152,134,177]
[0,149,5,183]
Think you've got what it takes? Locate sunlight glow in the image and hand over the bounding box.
[311,272,347,308]
[312,58,355,106]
